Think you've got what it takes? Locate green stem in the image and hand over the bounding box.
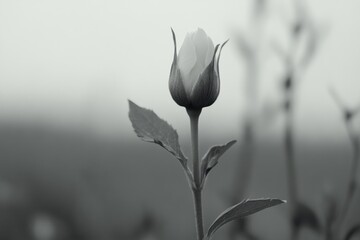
[187,108,204,240]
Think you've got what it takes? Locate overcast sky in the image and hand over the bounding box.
[0,0,359,142]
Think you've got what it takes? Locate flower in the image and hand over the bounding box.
[169,28,228,110]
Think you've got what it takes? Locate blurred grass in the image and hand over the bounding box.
[0,122,358,240]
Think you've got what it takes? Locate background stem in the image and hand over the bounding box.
[335,121,359,237]
[188,109,204,240]
[284,95,299,240]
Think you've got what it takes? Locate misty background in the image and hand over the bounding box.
[0,0,359,240]
[0,0,359,139]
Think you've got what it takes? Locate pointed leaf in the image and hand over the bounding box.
[169,28,190,107]
[128,100,187,167]
[216,39,229,78]
[206,198,285,240]
[201,140,236,181]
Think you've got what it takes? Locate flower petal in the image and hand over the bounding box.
[189,44,220,109]
[192,28,214,69]
[205,36,215,67]
[169,29,190,107]
[178,32,197,95]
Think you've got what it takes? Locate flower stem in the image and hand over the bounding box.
[193,188,204,240]
[187,108,204,240]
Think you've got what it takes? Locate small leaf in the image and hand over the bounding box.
[293,202,321,232]
[206,198,285,239]
[128,100,187,167]
[344,225,360,240]
[200,140,236,182]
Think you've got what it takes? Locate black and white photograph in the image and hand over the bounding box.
[0,0,359,239]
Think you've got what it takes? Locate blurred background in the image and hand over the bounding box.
[0,0,359,239]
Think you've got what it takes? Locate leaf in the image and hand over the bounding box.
[344,225,360,240]
[128,100,187,167]
[293,202,321,232]
[206,198,285,239]
[200,140,236,183]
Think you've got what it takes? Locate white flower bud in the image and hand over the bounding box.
[169,28,227,110]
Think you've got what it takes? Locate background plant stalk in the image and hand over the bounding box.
[284,85,299,240]
[334,121,359,238]
[187,108,204,240]
[284,97,298,239]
